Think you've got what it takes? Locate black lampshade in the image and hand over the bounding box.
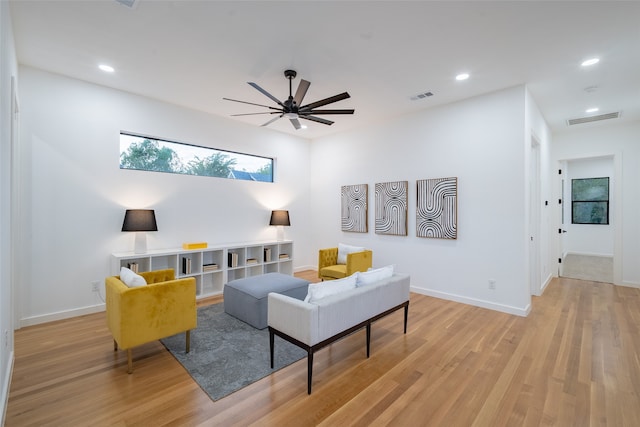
[121,209,158,232]
[269,210,290,226]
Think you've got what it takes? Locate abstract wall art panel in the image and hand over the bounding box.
[417,177,457,239]
[341,184,368,232]
[375,181,408,236]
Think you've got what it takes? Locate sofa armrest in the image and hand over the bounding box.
[106,276,196,349]
[268,292,319,346]
[345,250,373,275]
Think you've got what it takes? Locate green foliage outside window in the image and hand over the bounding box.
[119,133,273,182]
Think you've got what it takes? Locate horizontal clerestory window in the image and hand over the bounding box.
[119,132,273,182]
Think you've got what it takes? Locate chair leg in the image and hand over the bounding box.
[185,330,191,353]
[113,339,118,351]
[127,349,133,374]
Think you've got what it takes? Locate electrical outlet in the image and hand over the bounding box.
[488,279,496,290]
[91,281,100,292]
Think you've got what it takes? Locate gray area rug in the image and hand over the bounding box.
[161,302,306,401]
[562,254,613,283]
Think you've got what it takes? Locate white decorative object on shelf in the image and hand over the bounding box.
[111,240,293,299]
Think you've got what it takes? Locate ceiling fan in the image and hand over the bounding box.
[223,69,354,130]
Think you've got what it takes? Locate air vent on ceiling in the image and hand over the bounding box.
[114,0,138,8]
[410,91,434,101]
[566,111,621,126]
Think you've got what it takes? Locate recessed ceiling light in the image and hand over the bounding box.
[455,73,470,81]
[581,58,599,67]
[586,107,599,113]
[99,64,115,73]
[300,124,308,129]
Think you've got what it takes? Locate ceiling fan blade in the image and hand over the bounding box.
[300,109,354,115]
[293,79,311,106]
[261,114,283,127]
[290,118,302,130]
[223,97,280,110]
[299,115,334,126]
[231,112,282,117]
[300,92,350,110]
[248,82,285,107]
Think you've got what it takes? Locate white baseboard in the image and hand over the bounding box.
[20,303,105,328]
[410,286,531,317]
[564,251,613,258]
[539,273,554,296]
[620,281,640,289]
[294,265,316,273]
[1,350,14,427]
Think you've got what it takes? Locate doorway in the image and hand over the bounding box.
[558,156,616,284]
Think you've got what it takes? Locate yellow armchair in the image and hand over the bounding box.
[318,247,373,280]
[105,268,197,373]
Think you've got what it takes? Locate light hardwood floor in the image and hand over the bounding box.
[6,272,640,426]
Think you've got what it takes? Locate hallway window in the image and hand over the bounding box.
[571,177,609,224]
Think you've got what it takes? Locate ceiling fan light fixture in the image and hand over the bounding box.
[283,112,298,119]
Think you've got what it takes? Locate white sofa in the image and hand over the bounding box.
[268,272,410,394]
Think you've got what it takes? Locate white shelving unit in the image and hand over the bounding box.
[111,240,293,299]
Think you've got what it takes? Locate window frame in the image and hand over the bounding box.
[571,177,610,225]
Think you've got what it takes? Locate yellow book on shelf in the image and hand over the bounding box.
[182,242,208,250]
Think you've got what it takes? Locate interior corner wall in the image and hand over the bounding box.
[309,85,531,315]
[17,66,313,325]
[1,0,18,420]
[552,121,640,287]
[525,87,554,295]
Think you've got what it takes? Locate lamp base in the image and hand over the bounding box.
[134,232,148,254]
[276,226,285,242]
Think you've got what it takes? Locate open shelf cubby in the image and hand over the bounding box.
[111,240,293,299]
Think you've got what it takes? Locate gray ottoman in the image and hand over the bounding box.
[223,273,309,329]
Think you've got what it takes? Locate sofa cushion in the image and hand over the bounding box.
[337,243,365,264]
[305,273,357,303]
[357,265,394,287]
[120,267,147,287]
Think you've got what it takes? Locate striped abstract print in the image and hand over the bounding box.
[341,184,368,232]
[417,177,457,239]
[375,181,407,235]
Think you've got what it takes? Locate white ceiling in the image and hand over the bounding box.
[9,1,640,139]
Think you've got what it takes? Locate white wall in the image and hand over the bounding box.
[1,0,18,421]
[563,157,614,256]
[310,85,532,315]
[552,121,640,286]
[525,88,554,295]
[18,66,314,325]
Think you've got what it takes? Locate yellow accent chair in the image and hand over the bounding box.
[106,268,197,373]
[318,246,373,280]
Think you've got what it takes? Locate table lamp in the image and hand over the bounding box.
[122,209,158,253]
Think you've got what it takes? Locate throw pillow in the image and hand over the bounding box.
[356,265,394,287]
[120,266,147,287]
[305,274,358,303]
[337,243,365,265]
